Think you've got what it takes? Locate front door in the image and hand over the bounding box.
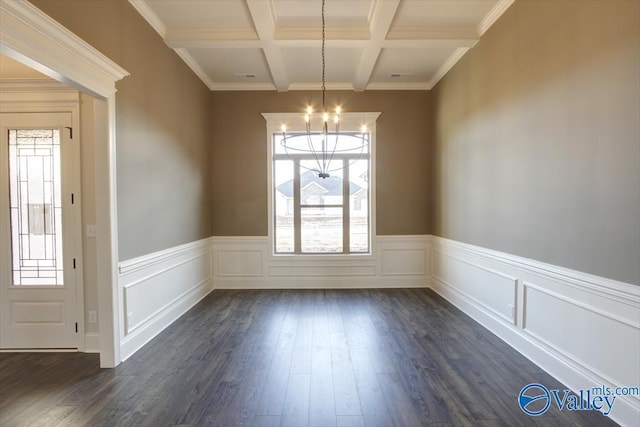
[0,112,80,349]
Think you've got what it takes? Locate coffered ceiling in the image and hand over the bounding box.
[131,0,515,91]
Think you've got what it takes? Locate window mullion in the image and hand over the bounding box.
[343,158,350,254]
[293,161,301,253]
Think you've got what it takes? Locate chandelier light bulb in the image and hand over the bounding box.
[306,106,313,115]
[281,124,287,133]
[335,106,341,114]
[304,114,310,123]
[334,115,339,124]
[323,112,329,122]
[361,125,367,133]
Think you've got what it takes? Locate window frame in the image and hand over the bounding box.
[263,112,380,259]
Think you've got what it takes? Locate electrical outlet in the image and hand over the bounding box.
[86,225,97,238]
[88,310,97,324]
[507,304,515,319]
[127,312,134,327]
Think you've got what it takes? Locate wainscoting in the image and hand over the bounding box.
[118,237,214,360]
[211,235,430,289]
[429,236,640,426]
[114,234,639,425]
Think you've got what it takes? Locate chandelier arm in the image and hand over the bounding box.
[326,125,340,170]
[306,132,322,171]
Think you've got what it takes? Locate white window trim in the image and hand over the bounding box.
[262,112,381,260]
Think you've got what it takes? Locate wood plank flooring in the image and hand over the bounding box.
[0,289,618,426]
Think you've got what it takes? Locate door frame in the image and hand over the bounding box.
[0,105,84,349]
[0,1,129,367]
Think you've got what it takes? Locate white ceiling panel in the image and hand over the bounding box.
[188,48,271,84]
[391,0,500,29]
[131,0,514,91]
[282,47,361,83]
[143,0,255,29]
[272,0,373,28]
[371,47,458,83]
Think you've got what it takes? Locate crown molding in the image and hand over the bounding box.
[287,82,355,91]
[0,0,128,98]
[426,47,471,89]
[128,0,167,38]
[211,82,277,91]
[386,26,479,41]
[365,81,431,91]
[174,48,215,90]
[478,0,516,36]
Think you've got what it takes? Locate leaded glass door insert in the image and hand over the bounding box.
[8,129,64,286]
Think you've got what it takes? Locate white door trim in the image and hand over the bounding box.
[0,0,129,367]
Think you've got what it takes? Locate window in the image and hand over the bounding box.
[265,112,380,255]
[8,129,64,285]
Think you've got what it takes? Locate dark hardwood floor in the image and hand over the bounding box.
[0,289,617,426]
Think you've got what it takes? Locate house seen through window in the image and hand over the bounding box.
[273,133,370,254]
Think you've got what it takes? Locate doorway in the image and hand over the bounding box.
[1,0,128,366]
[0,112,82,349]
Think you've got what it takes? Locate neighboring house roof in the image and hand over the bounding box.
[277,170,362,197]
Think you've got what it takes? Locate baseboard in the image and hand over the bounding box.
[84,332,100,353]
[211,235,430,289]
[118,237,214,361]
[429,236,640,426]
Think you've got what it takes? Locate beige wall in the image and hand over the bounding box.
[432,1,640,285]
[211,90,433,236]
[31,0,213,261]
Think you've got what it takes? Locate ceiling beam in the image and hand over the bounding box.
[245,0,290,91]
[353,0,400,91]
[274,27,370,41]
[165,36,477,50]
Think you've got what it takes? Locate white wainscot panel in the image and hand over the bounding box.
[124,253,211,333]
[211,235,429,288]
[269,263,376,277]
[523,282,640,391]
[381,249,425,276]
[218,250,263,277]
[119,238,213,360]
[432,249,517,324]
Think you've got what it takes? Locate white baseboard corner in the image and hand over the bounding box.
[84,332,100,353]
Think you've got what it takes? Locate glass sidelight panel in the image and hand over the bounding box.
[8,129,64,286]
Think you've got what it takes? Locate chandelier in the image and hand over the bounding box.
[279,0,368,179]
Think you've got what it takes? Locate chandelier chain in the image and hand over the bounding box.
[321,0,326,110]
